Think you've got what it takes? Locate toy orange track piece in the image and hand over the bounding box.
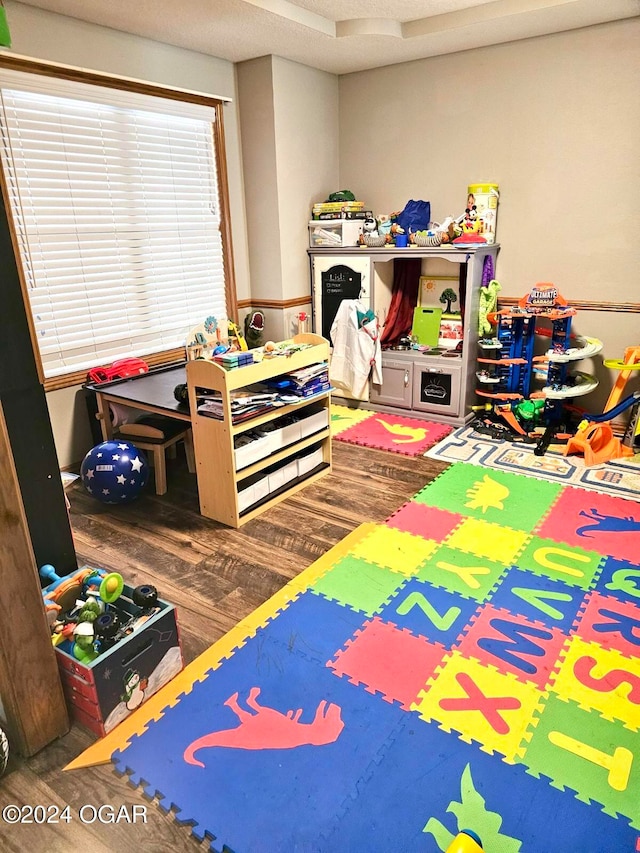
[564,423,634,467]
[602,346,640,413]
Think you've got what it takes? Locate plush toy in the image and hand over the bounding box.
[243,310,265,349]
[478,279,502,337]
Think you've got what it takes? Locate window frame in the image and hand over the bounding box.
[0,53,237,392]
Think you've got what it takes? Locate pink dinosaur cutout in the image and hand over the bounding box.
[183,687,344,768]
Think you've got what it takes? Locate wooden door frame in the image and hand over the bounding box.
[0,402,69,756]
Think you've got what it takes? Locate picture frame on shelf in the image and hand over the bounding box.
[418,275,459,309]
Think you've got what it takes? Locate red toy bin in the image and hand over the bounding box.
[52,578,183,737]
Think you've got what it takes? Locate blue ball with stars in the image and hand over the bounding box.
[80,440,149,504]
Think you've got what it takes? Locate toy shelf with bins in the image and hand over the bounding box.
[186,333,332,527]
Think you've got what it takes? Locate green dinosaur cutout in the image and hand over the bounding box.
[423,763,522,851]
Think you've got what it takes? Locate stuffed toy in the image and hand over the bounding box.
[243,310,265,349]
[478,279,501,337]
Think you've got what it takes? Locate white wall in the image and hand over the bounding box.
[5,0,250,466]
[338,18,640,409]
[237,55,339,340]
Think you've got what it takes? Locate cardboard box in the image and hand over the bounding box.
[53,579,183,737]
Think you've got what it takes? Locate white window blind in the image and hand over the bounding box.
[0,72,226,378]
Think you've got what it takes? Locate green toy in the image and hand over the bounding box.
[478,279,501,337]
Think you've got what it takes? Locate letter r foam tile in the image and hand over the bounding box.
[412,462,562,532]
[575,590,640,659]
[519,693,640,828]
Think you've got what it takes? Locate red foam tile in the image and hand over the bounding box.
[335,414,452,457]
[577,591,640,658]
[328,617,446,709]
[537,488,640,563]
[386,502,463,542]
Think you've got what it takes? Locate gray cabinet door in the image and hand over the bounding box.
[369,359,413,408]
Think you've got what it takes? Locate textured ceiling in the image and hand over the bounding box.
[14,0,640,74]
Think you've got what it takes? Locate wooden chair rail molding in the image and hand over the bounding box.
[0,402,69,756]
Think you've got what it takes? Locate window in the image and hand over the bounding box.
[0,63,235,386]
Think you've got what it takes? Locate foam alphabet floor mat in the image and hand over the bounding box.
[109,463,640,852]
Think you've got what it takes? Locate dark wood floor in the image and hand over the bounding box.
[1,441,447,852]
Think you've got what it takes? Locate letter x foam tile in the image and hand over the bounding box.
[97,463,640,851]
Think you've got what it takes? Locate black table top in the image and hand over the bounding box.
[85,363,189,417]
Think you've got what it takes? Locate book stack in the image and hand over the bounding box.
[197,390,283,424]
[213,351,255,369]
[311,200,371,221]
[284,363,330,397]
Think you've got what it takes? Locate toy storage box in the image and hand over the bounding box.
[308,219,363,248]
[54,582,183,737]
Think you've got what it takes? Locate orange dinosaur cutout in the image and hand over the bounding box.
[183,687,344,768]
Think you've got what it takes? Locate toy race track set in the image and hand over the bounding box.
[474,285,639,465]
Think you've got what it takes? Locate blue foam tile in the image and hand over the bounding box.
[377,576,480,648]
[254,589,367,665]
[595,556,640,606]
[324,717,639,852]
[488,566,585,631]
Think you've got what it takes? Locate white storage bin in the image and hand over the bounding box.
[308,219,363,248]
[237,483,255,513]
[297,447,324,477]
[268,460,298,493]
[234,432,276,470]
[299,408,329,438]
[272,418,302,449]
